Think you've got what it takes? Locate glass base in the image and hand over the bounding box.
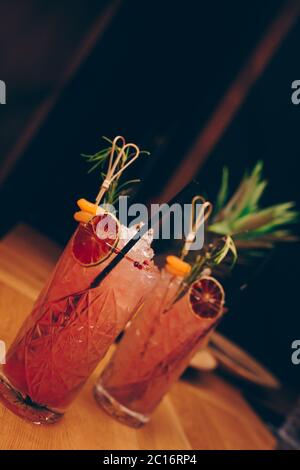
[0,374,63,425]
[94,382,149,428]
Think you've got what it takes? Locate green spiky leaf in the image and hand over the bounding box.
[215,166,229,213]
[208,161,298,261]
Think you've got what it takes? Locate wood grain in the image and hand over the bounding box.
[0,225,276,449]
[170,376,275,450]
[0,224,61,299]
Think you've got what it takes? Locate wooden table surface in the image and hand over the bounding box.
[0,225,276,450]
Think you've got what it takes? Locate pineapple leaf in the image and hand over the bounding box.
[208,161,298,260]
[215,166,229,213]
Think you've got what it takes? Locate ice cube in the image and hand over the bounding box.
[118,223,154,262]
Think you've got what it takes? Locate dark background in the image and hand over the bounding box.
[0,0,299,396]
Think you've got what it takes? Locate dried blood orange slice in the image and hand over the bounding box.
[189,276,225,319]
[72,213,120,266]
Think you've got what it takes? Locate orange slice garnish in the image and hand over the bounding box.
[165,255,191,277]
[189,276,225,319]
[74,211,94,224]
[77,198,98,215]
[72,213,120,266]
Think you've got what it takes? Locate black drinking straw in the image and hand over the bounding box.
[91,181,197,288]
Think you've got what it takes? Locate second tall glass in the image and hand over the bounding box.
[94,261,225,427]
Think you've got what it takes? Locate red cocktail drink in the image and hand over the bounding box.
[0,218,157,424]
[94,266,225,427]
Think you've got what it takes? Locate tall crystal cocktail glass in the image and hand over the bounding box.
[94,269,224,427]
[0,221,157,424]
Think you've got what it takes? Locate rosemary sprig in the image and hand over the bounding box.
[183,235,237,285]
[171,233,237,305]
[208,235,237,266]
[82,136,150,205]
